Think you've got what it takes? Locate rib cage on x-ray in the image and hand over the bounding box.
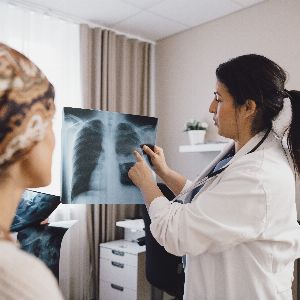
[71,119,104,200]
[62,107,157,204]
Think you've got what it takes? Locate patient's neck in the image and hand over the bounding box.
[0,174,24,232]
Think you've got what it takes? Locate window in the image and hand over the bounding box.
[0,2,82,195]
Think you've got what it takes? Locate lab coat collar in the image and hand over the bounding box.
[228,129,271,167]
[197,141,234,179]
[197,129,272,180]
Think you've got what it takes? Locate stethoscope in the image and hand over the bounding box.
[171,127,272,204]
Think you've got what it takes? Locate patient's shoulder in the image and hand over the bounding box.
[0,240,63,299]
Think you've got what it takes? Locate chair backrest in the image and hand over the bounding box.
[141,183,184,298]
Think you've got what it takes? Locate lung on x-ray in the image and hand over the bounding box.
[61,107,158,204]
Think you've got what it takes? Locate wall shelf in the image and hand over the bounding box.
[179,142,229,153]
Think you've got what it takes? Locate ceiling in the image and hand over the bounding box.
[7,0,264,41]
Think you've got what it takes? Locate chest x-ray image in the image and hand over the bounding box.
[61,107,158,204]
[11,190,61,232]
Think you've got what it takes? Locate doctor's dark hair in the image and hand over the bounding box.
[216,54,300,176]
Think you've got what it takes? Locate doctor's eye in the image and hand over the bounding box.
[213,92,222,102]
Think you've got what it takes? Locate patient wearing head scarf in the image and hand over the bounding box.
[0,43,63,299]
[0,43,55,169]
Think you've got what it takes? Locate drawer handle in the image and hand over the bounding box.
[112,249,125,256]
[111,261,124,268]
[111,283,124,292]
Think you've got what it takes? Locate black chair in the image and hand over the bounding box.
[141,183,185,299]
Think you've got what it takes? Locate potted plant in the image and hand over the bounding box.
[184,119,208,145]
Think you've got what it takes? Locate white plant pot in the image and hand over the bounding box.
[188,130,206,145]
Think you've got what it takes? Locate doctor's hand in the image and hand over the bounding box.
[142,145,171,179]
[128,150,156,190]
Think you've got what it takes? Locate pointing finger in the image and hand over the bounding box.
[133,150,144,162]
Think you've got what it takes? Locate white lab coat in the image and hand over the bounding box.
[149,130,300,300]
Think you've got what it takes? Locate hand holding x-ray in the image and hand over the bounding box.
[128,150,156,189]
[142,145,171,179]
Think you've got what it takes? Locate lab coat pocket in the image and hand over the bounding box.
[274,267,293,292]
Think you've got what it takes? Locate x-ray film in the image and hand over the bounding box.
[11,190,61,232]
[17,221,77,280]
[61,107,158,204]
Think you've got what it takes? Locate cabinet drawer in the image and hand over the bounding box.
[99,280,137,300]
[99,258,137,290]
[100,246,137,267]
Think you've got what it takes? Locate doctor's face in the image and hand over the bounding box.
[209,81,240,140]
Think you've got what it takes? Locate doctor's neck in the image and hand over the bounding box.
[233,126,256,153]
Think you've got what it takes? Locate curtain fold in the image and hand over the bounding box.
[80,24,153,300]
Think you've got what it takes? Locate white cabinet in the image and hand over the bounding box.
[99,240,150,300]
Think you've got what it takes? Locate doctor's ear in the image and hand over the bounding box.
[243,99,257,118]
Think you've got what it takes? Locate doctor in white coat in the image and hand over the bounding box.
[129,54,300,300]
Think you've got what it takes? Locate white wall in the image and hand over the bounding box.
[156,0,300,177]
[155,0,300,207]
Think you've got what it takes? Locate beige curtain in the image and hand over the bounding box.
[80,24,153,300]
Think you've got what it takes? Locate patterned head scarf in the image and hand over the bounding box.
[0,43,55,171]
